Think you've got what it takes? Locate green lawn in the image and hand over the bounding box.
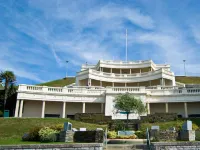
[175,76,200,84]
[38,77,75,87]
[0,118,107,145]
[37,76,200,87]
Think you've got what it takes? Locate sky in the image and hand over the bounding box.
[1,0,200,85]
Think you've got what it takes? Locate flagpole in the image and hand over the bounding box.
[126,29,128,62]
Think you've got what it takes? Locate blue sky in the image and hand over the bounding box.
[1,0,200,85]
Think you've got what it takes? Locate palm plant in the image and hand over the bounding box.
[0,71,16,111]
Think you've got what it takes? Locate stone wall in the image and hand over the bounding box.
[150,130,179,141]
[151,142,200,150]
[0,143,103,150]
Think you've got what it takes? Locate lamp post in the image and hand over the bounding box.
[66,61,69,78]
[183,60,186,76]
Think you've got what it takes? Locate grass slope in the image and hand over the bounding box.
[38,77,75,87]
[38,76,200,87]
[0,118,106,144]
[176,76,200,84]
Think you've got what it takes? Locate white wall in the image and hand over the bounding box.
[85,103,101,113]
[23,101,42,117]
[105,94,147,119]
[168,102,185,117]
[45,101,63,117]
[188,102,200,115]
[65,102,82,115]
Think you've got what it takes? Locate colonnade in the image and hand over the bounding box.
[146,102,188,118]
[14,100,104,118]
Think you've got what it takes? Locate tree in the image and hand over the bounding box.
[114,93,146,129]
[0,71,16,113]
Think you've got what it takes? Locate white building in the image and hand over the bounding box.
[15,60,200,119]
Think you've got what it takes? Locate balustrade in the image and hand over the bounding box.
[18,85,200,96]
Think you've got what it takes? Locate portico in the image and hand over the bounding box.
[15,100,104,118]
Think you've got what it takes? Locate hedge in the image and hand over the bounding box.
[74,113,112,124]
[141,113,178,123]
[74,130,104,143]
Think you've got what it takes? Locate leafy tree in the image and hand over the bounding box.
[0,71,16,112]
[114,93,146,129]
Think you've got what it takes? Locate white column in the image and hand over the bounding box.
[14,99,20,117]
[41,101,45,118]
[100,81,102,87]
[130,69,131,74]
[102,67,104,72]
[125,83,127,87]
[110,68,112,73]
[62,102,66,118]
[140,69,142,73]
[101,103,104,113]
[82,102,85,113]
[100,67,101,72]
[112,82,114,87]
[147,103,150,114]
[120,69,122,74]
[160,78,164,86]
[88,78,91,86]
[19,100,24,118]
[184,102,188,118]
[165,103,168,113]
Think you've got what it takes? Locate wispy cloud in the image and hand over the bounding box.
[1,0,200,84]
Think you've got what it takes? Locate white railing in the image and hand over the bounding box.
[100,60,151,64]
[18,84,200,96]
[106,87,146,93]
[77,68,174,79]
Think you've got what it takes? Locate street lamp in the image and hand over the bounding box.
[66,61,69,78]
[183,60,186,76]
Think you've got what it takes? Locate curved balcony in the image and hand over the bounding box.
[98,60,170,70]
[76,68,174,83]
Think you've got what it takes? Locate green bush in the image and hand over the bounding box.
[117,134,137,139]
[39,127,59,142]
[135,131,146,139]
[74,113,112,124]
[50,124,63,131]
[141,113,178,123]
[0,110,3,117]
[107,131,117,139]
[28,126,43,141]
[196,131,200,141]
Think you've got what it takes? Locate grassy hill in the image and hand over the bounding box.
[38,77,75,87]
[38,76,200,87]
[175,76,200,84]
[0,118,106,144]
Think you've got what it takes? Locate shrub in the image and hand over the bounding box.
[0,110,3,117]
[135,131,146,139]
[50,124,63,131]
[117,134,137,139]
[107,131,117,139]
[192,123,199,130]
[28,126,42,141]
[22,133,30,141]
[196,131,200,141]
[39,127,59,142]
[75,113,112,124]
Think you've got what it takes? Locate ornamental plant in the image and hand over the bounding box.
[107,131,117,139]
[114,93,146,128]
[39,127,59,142]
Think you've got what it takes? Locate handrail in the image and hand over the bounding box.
[77,68,174,78]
